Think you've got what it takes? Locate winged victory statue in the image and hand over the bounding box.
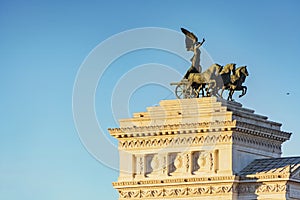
[181,27,205,73]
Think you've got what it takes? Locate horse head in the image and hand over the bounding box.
[232,66,249,85]
[220,63,236,75]
[212,63,223,76]
[239,66,249,77]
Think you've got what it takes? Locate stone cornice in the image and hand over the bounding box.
[233,133,282,153]
[109,121,236,139]
[235,121,291,142]
[109,120,291,144]
[238,166,300,183]
[114,174,293,189]
[239,173,290,181]
[109,120,290,150]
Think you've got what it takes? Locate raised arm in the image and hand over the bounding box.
[195,38,205,49]
[201,38,205,45]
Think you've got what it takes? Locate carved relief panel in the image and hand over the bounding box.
[133,149,219,179]
[144,154,167,177]
[193,150,219,174]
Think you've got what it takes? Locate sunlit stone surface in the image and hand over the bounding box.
[109,97,300,200]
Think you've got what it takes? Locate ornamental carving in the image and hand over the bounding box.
[257,184,287,193]
[150,155,160,172]
[237,183,287,194]
[119,190,140,198]
[173,154,183,172]
[146,154,163,177]
[141,189,163,198]
[118,130,285,151]
[117,185,235,199]
[164,187,188,196]
[117,183,288,199]
[233,134,282,153]
[193,150,216,174]
[120,134,232,149]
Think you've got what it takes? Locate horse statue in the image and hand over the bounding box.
[220,66,249,101]
[214,63,236,97]
[184,64,222,97]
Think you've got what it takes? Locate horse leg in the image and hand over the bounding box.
[206,86,212,97]
[215,86,221,98]
[214,85,221,97]
[196,91,199,98]
[201,87,205,97]
[220,87,225,99]
[238,89,244,98]
[239,86,247,98]
[200,84,207,97]
[207,91,211,97]
[210,80,216,97]
[195,85,203,98]
[212,87,218,97]
[194,86,199,98]
[228,89,234,101]
[216,89,220,97]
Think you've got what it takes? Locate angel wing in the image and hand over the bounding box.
[181,28,198,50]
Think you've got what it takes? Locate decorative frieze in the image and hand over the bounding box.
[237,183,288,194]
[118,185,236,199]
[117,183,288,199]
[119,134,232,150]
[119,131,282,152]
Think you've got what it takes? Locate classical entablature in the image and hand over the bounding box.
[109,97,299,199]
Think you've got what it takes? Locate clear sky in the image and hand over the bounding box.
[1,0,300,199]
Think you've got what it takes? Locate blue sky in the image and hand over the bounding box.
[1,0,300,199]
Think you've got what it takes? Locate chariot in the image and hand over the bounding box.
[170,79,198,99]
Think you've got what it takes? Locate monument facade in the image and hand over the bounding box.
[108,28,300,199]
[109,97,300,199]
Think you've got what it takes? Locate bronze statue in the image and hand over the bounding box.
[171,27,248,101]
[220,66,249,101]
[181,28,205,73]
[184,64,222,97]
[215,63,236,96]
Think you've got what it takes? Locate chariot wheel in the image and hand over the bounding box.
[175,84,197,99]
